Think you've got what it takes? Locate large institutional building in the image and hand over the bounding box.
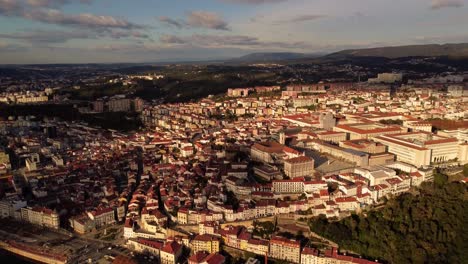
[375,132,466,167]
[334,123,407,140]
[284,156,314,178]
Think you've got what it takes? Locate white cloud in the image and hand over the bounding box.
[186,11,230,30]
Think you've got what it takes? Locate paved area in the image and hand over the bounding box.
[0,218,132,264]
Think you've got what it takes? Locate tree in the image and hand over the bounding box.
[309,180,467,264]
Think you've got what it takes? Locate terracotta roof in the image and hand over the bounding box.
[161,241,182,254]
[285,156,313,163]
[270,236,300,247]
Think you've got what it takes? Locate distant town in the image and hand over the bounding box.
[0,66,467,264]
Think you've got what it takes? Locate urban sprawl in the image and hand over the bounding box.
[0,72,467,264]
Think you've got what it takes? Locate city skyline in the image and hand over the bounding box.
[0,0,468,63]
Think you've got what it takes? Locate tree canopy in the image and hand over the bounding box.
[309,180,468,264]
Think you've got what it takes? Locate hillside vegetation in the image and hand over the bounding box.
[309,176,468,264]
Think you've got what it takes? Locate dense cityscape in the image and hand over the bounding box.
[1,0,468,263]
[0,64,466,264]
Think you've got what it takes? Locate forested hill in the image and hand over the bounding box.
[326,43,468,59]
[309,176,468,264]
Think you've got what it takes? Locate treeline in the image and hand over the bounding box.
[309,179,468,264]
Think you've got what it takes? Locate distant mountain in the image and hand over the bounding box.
[325,43,468,59]
[231,52,321,63]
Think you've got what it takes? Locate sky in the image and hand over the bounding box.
[0,0,467,64]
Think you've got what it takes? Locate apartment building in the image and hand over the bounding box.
[269,236,301,263]
[246,238,269,256]
[190,234,220,254]
[160,240,183,264]
[87,207,115,228]
[273,179,304,194]
[21,207,60,229]
[128,238,164,256]
[0,199,27,218]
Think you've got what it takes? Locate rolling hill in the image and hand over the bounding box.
[325,43,468,59]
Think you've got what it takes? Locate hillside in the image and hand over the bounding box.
[309,176,468,264]
[326,43,468,59]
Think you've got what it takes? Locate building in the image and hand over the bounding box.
[227,88,251,97]
[108,98,132,112]
[301,247,326,264]
[334,123,407,140]
[87,207,115,228]
[284,156,314,178]
[253,165,283,181]
[403,121,432,133]
[273,179,304,194]
[0,199,27,218]
[447,85,465,97]
[93,100,105,112]
[0,150,10,169]
[188,252,225,264]
[134,98,145,112]
[190,234,220,254]
[246,238,269,256]
[339,139,386,154]
[283,113,336,130]
[375,132,460,167]
[308,140,370,167]
[317,131,347,144]
[21,207,60,229]
[250,141,284,164]
[69,215,95,234]
[302,247,379,264]
[319,112,336,130]
[368,73,403,84]
[127,238,163,257]
[15,93,49,104]
[160,240,183,264]
[437,128,468,143]
[269,236,301,263]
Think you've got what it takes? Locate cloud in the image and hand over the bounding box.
[0,41,27,52]
[0,0,23,16]
[275,14,326,24]
[26,0,92,8]
[159,33,312,50]
[160,34,258,46]
[431,0,464,9]
[0,0,145,31]
[159,11,230,31]
[0,29,150,45]
[107,30,150,39]
[412,34,468,44]
[22,9,144,30]
[158,16,185,29]
[160,34,187,44]
[90,43,151,52]
[0,30,91,43]
[186,11,230,30]
[221,0,288,4]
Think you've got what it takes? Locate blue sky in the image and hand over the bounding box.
[0,0,467,63]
